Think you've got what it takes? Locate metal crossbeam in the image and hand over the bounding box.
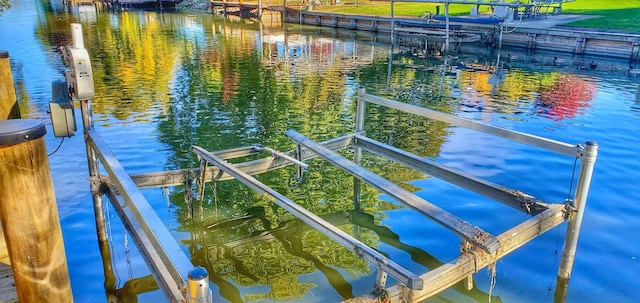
[190,145,424,290]
[131,133,357,188]
[353,135,550,214]
[285,129,500,254]
[362,94,578,156]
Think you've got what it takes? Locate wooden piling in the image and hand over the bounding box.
[0,51,20,120]
[0,119,73,302]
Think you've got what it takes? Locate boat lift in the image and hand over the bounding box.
[61,23,596,303]
[184,87,596,301]
[82,85,596,301]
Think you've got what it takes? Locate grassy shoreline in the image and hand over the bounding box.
[178,0,640,33]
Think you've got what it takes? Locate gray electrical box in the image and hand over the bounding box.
[49,80,76,138]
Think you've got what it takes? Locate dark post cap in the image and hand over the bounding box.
[0,119,47,146]
[0,50,8,59]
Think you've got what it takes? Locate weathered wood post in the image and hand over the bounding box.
[0,51,20,120]
[0,119,73,302]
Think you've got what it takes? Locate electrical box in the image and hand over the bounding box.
[49,80,76,138]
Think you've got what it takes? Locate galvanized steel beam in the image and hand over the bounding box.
[131,133,356,188]
[362,94,578,157]
[190,145,424,290]
[353,134,550,214]
[285,129,500,254]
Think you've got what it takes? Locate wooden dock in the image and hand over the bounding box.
[210,0,267,18]
[282,9,640,61]
[0,264,16,303]
[97,0,184,9]
[0,226,17,303]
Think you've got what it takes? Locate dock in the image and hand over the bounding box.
[278,7,640,61]
[209,0,267,18]
[0,226,16,303]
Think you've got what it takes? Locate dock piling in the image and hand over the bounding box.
[0,119,73,302]
[0,51,20,119]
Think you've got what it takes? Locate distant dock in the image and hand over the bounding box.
[279,8,640,61]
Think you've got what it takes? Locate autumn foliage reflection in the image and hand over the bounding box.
[537,74,597,120]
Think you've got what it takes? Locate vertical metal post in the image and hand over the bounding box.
[498,24,504,49]
[296,144,303,179]
[80,99,109,245]
[557,142,598,280]
[375,269,388,289]
[353,87,366,211]
[387,42,394,87]
[197,159,208,201]
[444,2,450,52]
[390,0,395,49]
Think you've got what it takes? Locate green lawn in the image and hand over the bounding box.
[313,0,640,32]
[561,1,640,31]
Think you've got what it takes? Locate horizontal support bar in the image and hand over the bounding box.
[285,129,500,254]
[385,204,568,302]
[210,145,261,160]
[131,133,357,188]
[254,145,309,169]
[353,135,550,215]
[363,94,578,157]
[191,145,424,290]
[87,129,193,302]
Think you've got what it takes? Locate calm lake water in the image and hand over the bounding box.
[1,0,640,302]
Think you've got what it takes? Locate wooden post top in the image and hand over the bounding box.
[0,51,7,59]
[0,119,46,146]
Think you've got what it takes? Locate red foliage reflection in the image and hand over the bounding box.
[538,75,597,120]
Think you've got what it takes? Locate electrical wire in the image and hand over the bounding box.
[47,137,65,157]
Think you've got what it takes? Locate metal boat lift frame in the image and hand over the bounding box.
[84,85,596,302]
[188,87,597,302]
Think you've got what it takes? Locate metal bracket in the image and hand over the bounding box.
[88,176,103,195]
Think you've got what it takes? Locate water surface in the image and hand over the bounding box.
[1,1,639,302]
